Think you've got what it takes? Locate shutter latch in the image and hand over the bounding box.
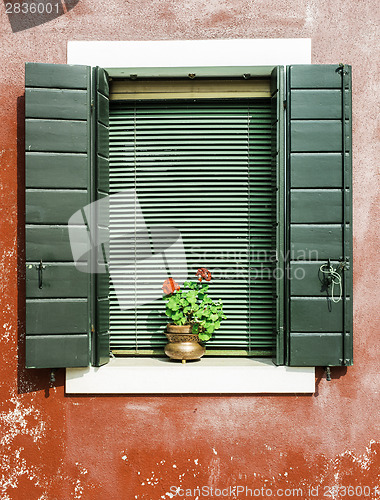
[35,259,46,289]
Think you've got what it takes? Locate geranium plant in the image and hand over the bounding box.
[162,268,226,341]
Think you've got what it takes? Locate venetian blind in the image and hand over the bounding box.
[109,99,276,355]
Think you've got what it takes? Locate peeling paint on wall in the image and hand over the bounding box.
[109,441,380,499]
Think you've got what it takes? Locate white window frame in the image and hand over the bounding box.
[65,39,315,394]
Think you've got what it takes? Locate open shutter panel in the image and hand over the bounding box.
[93,67,110,367]
[286,64,353,367]
[25,63,91,368]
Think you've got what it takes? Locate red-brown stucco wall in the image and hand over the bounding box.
[1,1,379,498]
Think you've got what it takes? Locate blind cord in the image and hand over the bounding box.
[134,106,138,352]
[247,105,252,355]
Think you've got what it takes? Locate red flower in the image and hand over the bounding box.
[162,278,180,295]
[196,268,212,282]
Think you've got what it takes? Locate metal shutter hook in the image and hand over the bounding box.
[36,259,45,289]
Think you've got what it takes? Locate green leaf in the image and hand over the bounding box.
[167,298,179,311]
[192,324,199,334]
[206,324,215,334]
[165,306,174,317]
[199,332,212,342]
[184,281,197,290]
[172,311,184,321]
[186,290,197,304]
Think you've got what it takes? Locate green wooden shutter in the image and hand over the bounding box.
[25,63,92,368]
[92,67,110,367]
[286,64,352,367]
[109,98,276,355]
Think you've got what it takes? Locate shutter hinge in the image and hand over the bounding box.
[338,257,350,271]
[91,324,95,334]
[338,63,349,76]
[283,100,287,109]
[340,357,351,366]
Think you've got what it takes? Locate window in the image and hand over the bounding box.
[24,61,352,374]
[108,89,276,357]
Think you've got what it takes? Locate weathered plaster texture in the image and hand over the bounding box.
[0,0,379,498]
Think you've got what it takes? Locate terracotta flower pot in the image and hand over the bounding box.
[164,324,205,362]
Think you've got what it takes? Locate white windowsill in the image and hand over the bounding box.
[66,358,315,394]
